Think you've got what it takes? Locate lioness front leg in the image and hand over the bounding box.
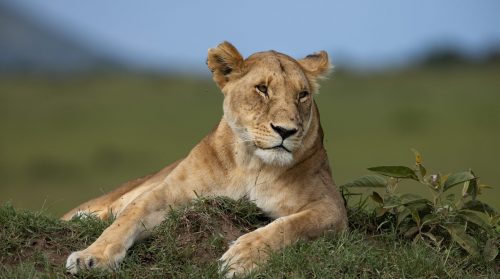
[66,183,194,274]
[219,200,347,277]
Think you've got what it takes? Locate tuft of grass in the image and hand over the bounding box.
[1,198,498,278]
[0,202,110,278]
[119,197,270,278]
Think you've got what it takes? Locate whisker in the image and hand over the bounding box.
[228,139,254,147]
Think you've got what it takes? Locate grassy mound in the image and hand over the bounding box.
[0,198,498,278]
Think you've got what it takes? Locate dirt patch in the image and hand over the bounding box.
[1,197,268,273]
[167,201,267,265]
[2,234,71,271]
[220,220,245,244]
[127,197,271,268]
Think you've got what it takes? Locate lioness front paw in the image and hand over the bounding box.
[219,233,269,278]
[65,248,121,274]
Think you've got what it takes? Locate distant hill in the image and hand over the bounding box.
[0,2,121,72]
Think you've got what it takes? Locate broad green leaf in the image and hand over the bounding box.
[396,203,428,230]
[422,232,442,246]
[418,164,427,178]
[405,203,431,222]
[458,210,495,235]
[466,178,478,200]
[492,215,500,226]
[370,191,384,204]
[483,239,498,262]
[421,213,440,226]
[403,226,419,238]
[409,207,421,227]
[384,196,429,211]
[438,173,449,189]
[444,224,480,257]
[368,166,419,180]
[397,207,411,227]
[462,200,497,215]
[399,193,423,201]
[399,193,428,206]
[375,207,387,217]
[340,175,387,188]
[466,170,479,200]
[383,196,402,209]
[445,193,457,205]
[443,171,476,191]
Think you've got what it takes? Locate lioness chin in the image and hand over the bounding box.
[63,41,347,277]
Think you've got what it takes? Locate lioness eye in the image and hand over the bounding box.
[256,84,268,95]
[299,91,309,101]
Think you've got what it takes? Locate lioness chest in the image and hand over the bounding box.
[223,167,311,219]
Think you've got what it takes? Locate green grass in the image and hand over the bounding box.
[1,198,498,278]
[0,63,500,216]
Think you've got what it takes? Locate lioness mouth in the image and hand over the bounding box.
[264,144,291,153]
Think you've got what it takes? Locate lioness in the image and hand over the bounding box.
[63,42,347,277]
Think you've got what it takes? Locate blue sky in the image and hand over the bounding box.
[8,0,500,70]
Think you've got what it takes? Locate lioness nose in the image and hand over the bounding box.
[271,124,298,140]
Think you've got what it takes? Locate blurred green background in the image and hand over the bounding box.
[1,62,499,216]
[1,1,499,216]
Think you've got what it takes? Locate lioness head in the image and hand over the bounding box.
[207,42,331,166]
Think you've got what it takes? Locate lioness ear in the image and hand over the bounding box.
[207,41,244,89]
[298,51,332,79]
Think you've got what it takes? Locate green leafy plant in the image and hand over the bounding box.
[341,150,499,261]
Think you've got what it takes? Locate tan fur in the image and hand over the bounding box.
[64,42,347,277]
